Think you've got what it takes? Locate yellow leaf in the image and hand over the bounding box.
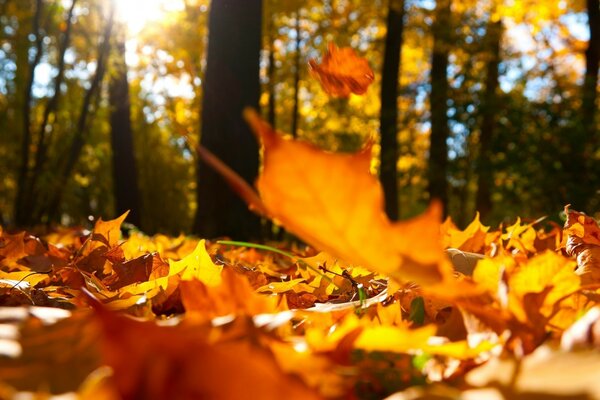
[355,324,494,359]
[169,239,222,286]
[256,278,306,294]
[441,213,489,253]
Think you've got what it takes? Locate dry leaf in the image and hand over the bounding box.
[244,109,451,287]
[89,301,320,400]
[308,42,374,97]
[564,206,600,284]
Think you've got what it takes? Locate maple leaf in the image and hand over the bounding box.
[0,231,28,265]
[180,268,279,321]
[88,300,320,400]
[0,308,101,394]
[441,213,490,253]
[87,211,129,252]
[501,217,537,255]
[564,205,600,284]
[244,109,451,287]
[466,251,580,352]
[308,42,374,97]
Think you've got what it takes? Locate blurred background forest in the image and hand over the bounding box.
[0,0,598,239]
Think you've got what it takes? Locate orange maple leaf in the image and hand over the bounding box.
[308,42,374,97]
[564,205,600,284]
[244,109,451,287]
[88,299,319,400]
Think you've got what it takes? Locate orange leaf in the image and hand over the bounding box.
[90,303,319,400]
[86,211,129,255]
[308,42,374,97]
[244,110,451,287]
[441,213,489,253]
[564,206,600,284]
[180,268,279,321]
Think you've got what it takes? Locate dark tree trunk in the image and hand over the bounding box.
[475,19,502,221]
[291,7,301,137]
[583,0,599,141]
[267,13,276,128]
[109,29,141,227]
[193,0,262,240]
[427,0,452,215]
[14,0,43,226]
[379,0,405,221]
[25,0,77,220]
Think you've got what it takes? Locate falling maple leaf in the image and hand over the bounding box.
[308,42,374,97]
[244,109,451,287]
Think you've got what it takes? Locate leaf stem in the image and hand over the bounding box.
[216,240,336,285]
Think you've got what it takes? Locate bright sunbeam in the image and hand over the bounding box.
[115,0,183,34]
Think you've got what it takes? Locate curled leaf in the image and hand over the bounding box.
[564,206,600,284]
[308,42,374,97]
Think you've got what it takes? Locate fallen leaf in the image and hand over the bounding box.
[89,300,320,400]
[441,213,489,253]
[564,206,600,284]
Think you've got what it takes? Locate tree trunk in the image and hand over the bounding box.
[193,0,262,240]
[379,0,405,221]
[25,0,77,220]
[291,7,301,137]
[475,19,502,221]
[583,0,599,140]
[267,13,276,129]
[109,28,141,227]
[14,0,43,226]
[427,0,452,215]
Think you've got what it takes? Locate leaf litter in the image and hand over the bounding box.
[2,46,600,399]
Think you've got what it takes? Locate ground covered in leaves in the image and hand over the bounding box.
[1,206,600,399]
[3,110,600,399]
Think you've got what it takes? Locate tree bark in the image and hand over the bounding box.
[475,19,502,221]
[14,0,44,226]
[193,0,262,239]
[427,0,452,215]
[291,7,301,137]
[109,27,141,227]
[267,13,276,128]
[583,0,599,141]
[379,0,405,221]
[25,0,77,220]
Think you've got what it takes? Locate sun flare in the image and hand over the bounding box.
[115,0,184,34]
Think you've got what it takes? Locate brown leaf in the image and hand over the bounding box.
[0,309,101,394]
[308,42,374,97]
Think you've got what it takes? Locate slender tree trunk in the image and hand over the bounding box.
[290,7,301,137]
[475,19,502,221]
[14,0,43,226]
[583,0,599,141]
[267,13,276,129]
[379,0,405,221]
[109,27,141,227]
[427,0,452,215]
[193,0,262,239]
[44,4,114,222]
[25,0,77,219]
